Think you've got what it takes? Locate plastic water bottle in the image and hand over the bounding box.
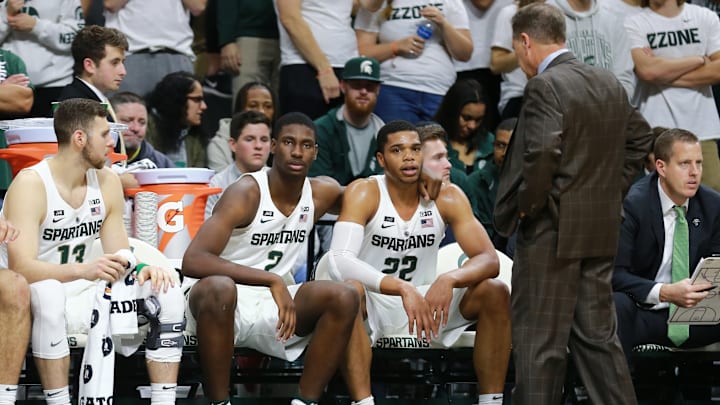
[416,19,434,40]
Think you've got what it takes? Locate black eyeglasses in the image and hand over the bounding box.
[187,95,204,104]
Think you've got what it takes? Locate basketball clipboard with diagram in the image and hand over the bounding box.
[668,256,720,325]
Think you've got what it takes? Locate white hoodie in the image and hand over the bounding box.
[0,0,83,88]
[548,0,635,100]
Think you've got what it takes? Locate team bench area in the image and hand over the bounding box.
[15,239,720,403]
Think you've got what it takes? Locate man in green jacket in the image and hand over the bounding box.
[309,56,384,185]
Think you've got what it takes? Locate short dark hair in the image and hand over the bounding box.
[416,121,448,145]
[230,110,272,141]
[72,26,128,76]
[272,112,315,140]
[53,98,109,145]
[377,120,417,154]
[497,118,518,133]
[654,128,699,163]
[109,91,145,109]
[512,3,566,44]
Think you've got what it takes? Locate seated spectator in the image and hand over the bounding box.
[613,128,720,366]
[207,81,275,172]
[109,91,174,189]
[0,49,33,118]
[0,0,83,117]
[0,217,29,405]
[467,117,515,242]
[308,56,385,185]
[58,25,129,121]
[355,1,473,123]
[205,110,271,218]
[434,79,495,175]
[146,71,209,168]
[0,98,184,405]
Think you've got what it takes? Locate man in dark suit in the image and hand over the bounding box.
[57,25,128,122]
[613,129,720,364]
[493,4,654,404]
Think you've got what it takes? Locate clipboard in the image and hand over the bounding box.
[668,256,720,325]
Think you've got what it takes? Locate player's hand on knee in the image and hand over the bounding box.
[0,217,19,243]
[425,275,453,330]
[270,281,296,342]
[400,284,435,342]
[83,254,126,283]
[136,265,176,293]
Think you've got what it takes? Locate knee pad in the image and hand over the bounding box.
[140,285,185,362]
[30,280,69,359]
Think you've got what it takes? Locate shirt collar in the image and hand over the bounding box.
[77,77,108,103]
[538,48,570,75]
[657,177,688,216]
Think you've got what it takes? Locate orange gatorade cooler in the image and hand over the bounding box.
[126,168,221,261]
[0,118,127,176]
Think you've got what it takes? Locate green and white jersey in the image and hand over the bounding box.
[0,160,105,268]
[219,170,314,280]
[358,175,446,286]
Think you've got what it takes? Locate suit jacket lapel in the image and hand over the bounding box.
[649,173,665,256]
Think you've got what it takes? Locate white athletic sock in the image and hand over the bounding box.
[478,393,503,404]
[351,395,375,405]
[150,383,176,405]
[0,385,18,405]
[44,387,70,405]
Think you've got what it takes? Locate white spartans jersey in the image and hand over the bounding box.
[0,160,105,267]
[358,175,446,286]
[219,170,314,279]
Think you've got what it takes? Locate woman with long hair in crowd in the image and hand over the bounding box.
[147,71,209,168]
[434,78,494,175]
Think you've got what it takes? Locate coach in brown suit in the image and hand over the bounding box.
[493,4,654,404]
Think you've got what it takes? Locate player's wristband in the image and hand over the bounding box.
[115,248,137,271]
[135,263,149,276]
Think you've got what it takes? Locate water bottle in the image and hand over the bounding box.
[416,19,434,40]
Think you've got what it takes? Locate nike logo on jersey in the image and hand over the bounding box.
[260,218,274,223]
[50,339,63,347]
[381,223,395,229]
[52,217,64,223]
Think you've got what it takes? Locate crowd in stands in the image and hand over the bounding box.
[0,0,719,404]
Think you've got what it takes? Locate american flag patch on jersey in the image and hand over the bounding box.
[421,218,433,228]
[299,213,307,223]
[91,206,101,216]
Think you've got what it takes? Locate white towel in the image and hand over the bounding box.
[78,282,114,405]
[79,249,142,403]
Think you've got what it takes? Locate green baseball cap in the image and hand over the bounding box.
[342,56,383,83]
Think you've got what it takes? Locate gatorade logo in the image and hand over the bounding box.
[158,201,184,233]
